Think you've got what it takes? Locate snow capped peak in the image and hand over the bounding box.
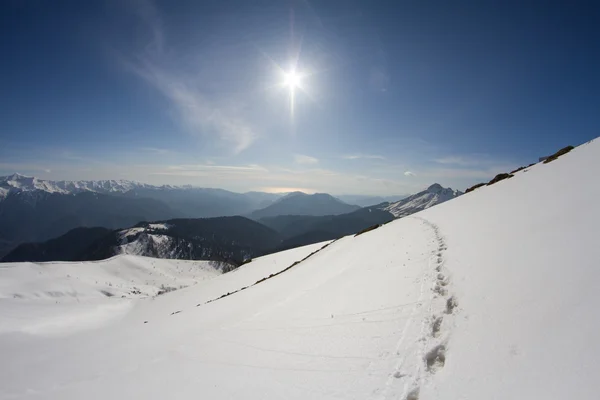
[427,183,444,192]
[0,173,67,197]
[3,173,29,181]
[1,173,34,185]
[383,183,462,218]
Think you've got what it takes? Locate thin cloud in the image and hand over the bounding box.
[127,0,256,154]
[434,155,508,167]
[140,147,175,155]
[0,163,54,176]
[294,154,319,165]
[130,0,164,54]
[1,158,420,196]
[162,164,268,173]
[343,154,386,160]
[418,166,514,180]
[434,156,472,166]
[404,171,415,176]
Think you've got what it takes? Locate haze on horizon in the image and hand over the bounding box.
[1,0,598,195]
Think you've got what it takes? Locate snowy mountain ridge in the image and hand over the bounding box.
[0,173,159,199]
[382,183,463,217]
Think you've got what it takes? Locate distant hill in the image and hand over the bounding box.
[3,217,282,266]
[81,216,283,265]
[2,227,112,262]
[250,192,360,219]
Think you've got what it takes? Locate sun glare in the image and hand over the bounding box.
[283,71,301,89]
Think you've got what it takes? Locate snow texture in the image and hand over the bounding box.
[1,138,599,399]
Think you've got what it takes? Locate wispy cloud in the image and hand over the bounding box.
[342,154,386,160]
[404,171,415,176]
[130,0,164,55]
[139,147,176,155]
[0,163,54,176]
[157,164,268,175]
[418,167,508,180]
[126,0,256,154]
[294,154,319,165]
[433,155,505,167]
[0,155,432,196]
[434,156,472,166]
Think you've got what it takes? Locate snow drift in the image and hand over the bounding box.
[0,138,598,399]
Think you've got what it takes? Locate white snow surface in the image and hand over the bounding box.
[0,255,222,303]
[384,183,462,218]
[0,255,223,337]
[1,138,599,399]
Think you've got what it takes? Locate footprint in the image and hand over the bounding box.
[425,344,446,372]
[445,296,458,314]
[437,273,449,286]
[406,387,420,400]
[431,316,443,337]
[433,283,448,296]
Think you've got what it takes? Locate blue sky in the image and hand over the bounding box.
[1,0,599,195]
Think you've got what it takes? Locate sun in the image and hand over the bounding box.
[283,71,301,89]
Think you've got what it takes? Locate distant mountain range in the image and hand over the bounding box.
[0,174,284,257]
[0,173,282,215]
[0,173,155,198]
[2,181,462,264]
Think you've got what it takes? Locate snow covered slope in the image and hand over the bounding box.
[0,242,325,338]
[383,183,462,217]
[0,139,598,399]
[0,255,225,337]
[0,255,225,302]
